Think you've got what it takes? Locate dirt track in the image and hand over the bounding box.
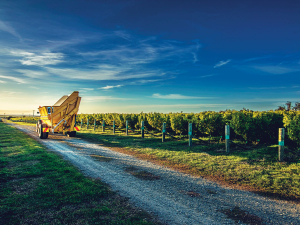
[9,123,300,225]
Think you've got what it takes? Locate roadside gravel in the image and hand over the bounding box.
[9,123,300,225]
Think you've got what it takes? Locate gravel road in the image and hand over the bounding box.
[9,123,300,225]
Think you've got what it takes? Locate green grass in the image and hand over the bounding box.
[0,122,160,225]
[76,127,300,202]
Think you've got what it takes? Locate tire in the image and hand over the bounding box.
[67,131,76,137]
[38,124,43,139]
[38,124,48,139]
[36,120,42,133]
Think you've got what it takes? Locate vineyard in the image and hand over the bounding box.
[72,110,300,145]
[7,111,300,200]
[9,110,300,146]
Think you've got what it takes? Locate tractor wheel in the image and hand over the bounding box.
[38,124,43,139]
[38,124,48,139]
[67,131,76,137]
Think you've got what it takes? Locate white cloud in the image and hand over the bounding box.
[16,69,49,78]
[46,67,163,81]
[0,80,6,83]
[152,93,213,99]
[29,86,39,89]
[79,88,94,92]
[99,85,123,90]
[237,98,300,103]
[83,96,135,101]
[214,59,231,68]
[252,65,300,74]
[10,51,64,66]
[200,74,214,78]
[108,103,226,110]
[79,37,201,65]
[248,86,286,90]
[0,20,22,40]
[192,53,198,63]
[0,75,26,83]
[81,88,94,91]
[243,55,273,62]
[114,30,132,41]
[0,91,23,99]
[129,79,160,85]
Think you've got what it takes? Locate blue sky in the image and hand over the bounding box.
[1,0,300,115]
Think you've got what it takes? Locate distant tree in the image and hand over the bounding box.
[285,101,292,111]
[293,102,300,111]
[276,106,286,111]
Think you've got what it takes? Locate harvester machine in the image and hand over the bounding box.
[36,91,81,139]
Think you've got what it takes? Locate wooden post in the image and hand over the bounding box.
[278,128,285,162]
[94,119,96,131]
[87,118,89,129]
[225,125,230,153]
[126,120,128,136]
[162,122,166,142]
[102,120,105,132]
[188,123,192,147]
[141,121,144,138]
[80,119,83,129]
[113,120,115,134]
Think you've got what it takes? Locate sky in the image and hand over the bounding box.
[1,0,300,115]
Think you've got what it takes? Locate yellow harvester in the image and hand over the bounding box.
[36,91,81,139]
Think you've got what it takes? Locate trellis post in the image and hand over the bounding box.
[126,120,128,136]
[113,120,115,134]
[102,120,105,132]
[225,125,230,153]
[188,123,192,147]
[278,128,285,162]
[162,122,166,142]
[94,119,96,131]
[141,121,145,138]
[87,118,89,129]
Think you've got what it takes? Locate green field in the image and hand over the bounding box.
[0,122,159,225]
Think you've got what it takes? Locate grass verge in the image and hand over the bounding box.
[0,122,160,225]
[76,128,300,202]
